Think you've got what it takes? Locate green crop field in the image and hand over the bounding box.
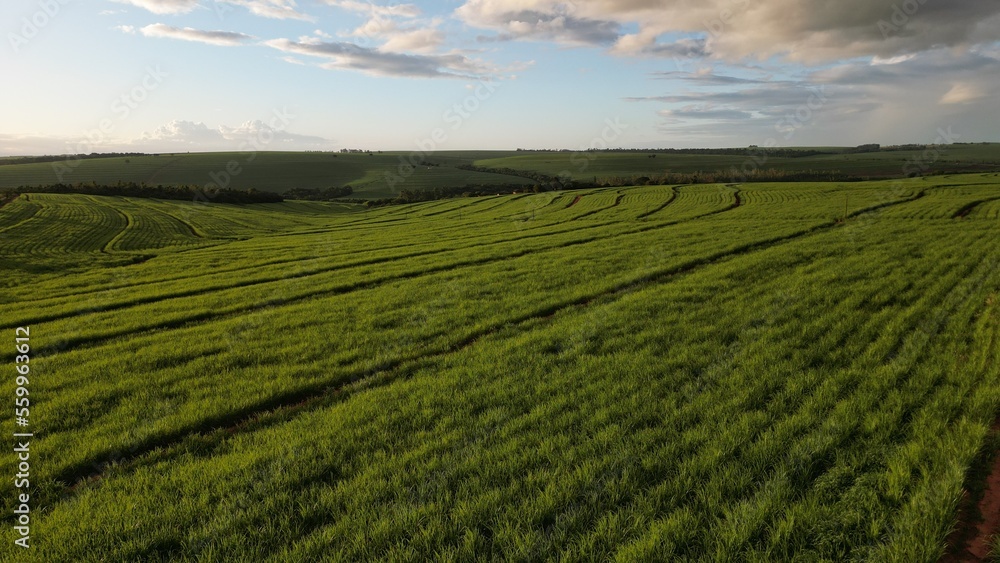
[0,152,530,199]
[474,144,1000,181]
[3,173,1000,561]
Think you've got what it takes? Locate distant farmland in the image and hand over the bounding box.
[476,143,1000,181]
[3,173,1000,560]
[1,144,998,200]
[0,151,532,199]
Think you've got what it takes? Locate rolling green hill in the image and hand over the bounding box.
[3,173,1000,560]
[0,151,531,199]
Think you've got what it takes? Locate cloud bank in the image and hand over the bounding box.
[455,0,1000,61]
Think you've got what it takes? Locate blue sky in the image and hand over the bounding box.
[1,0,998,155]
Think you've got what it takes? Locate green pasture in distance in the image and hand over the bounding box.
[2,173,1000,560]
[474,143,1000,180]
[0,151,529,199]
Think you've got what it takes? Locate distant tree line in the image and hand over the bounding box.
[879,144,933,152]
[10,181,283,204]
[513,147,834,158]
[850,144,881,153]
[0,153,149,166]
[859,143,972,152]
[283,186,354,200]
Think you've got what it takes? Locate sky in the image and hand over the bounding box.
[1,0,998,155]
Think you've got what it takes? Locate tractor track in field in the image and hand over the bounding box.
[567,195,583,208]
[698,187,743,219]
[430,194,533,218]
[952,197,1000,220]
[412,196,517,220]
[568,191,627,221]
[44,192,932,502]
[274,195,509,235]
[636,186,681,219]
[534,192,570,211]
[101,205,134,254]
[0,202,40,233]
[126,198,207,239]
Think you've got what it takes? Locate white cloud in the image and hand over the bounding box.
[139,23,256,46]
[940,82,986,104]
[0,121,334,155]
[872,54,917,66]
[380,28,445,54]
[140,120,223,144]
[659,107,754,121]
[217,0,314,21]
[136,120,333,150]
[326,1,447,55]
[112,0,200,15]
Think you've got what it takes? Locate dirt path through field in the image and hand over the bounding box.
[942,420,1000,562]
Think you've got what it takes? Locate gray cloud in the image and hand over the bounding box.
[626,85,831,109]
[660,108,754,120]
[456,3,620,46]
[265,38,496,78]
[139,23,256,46]
[620,37,708,58]
[651,71,774,85]
[812,50,1000,85]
